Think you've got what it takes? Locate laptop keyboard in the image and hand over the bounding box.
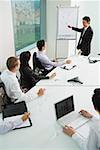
[63,116,89,129]
[67,116,89,129]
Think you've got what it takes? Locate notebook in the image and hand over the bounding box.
[2,101,32,129]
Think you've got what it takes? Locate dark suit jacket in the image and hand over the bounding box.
[19,65,49,90]
[72,26,93,56]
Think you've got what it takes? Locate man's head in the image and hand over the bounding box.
[82,16,90,28]
[37,40,45,51]
[92,89,100,113]
[6,57,20,72]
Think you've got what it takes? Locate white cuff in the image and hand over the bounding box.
[12,118,23,128]
[72,132,80,140]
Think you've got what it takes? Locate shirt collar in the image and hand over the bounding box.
[84,25,90,30]
[7,69,16,76]
[38,50,45,55]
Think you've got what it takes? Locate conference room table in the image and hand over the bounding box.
[0,85,99,150]
[36,55,100,86]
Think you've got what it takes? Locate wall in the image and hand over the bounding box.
[0,0,15,71]
[0,0,99,70]
[0,0,71,71]
[99,0,100,54]
[46,0,71,59]
[70,0,100,55]
[0,0,38,71]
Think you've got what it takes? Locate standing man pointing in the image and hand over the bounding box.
[68,16,93,56]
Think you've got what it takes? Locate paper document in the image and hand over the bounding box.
[4,114,31,129]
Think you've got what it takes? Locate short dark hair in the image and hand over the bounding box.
[6,57,19,71]
[92,89,100,112]
[94,88,100,95]
[37,40,45,51]
[82,16,90,23]
[20,51,31,67]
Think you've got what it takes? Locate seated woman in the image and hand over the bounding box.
[19,51,56,90]
[36,40,71,72]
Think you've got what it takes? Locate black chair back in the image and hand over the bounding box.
[0,82,14,110]
[33,52,48,75]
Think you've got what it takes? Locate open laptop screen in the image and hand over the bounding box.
[55,96,74,120]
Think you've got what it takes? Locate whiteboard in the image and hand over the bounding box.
[57,7,78,39]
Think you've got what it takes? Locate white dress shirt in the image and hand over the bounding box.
[37,51,65,70]
[0,118,23,134]
[0,70,25,102]
[72,116,100,150]
[79,26,89,45]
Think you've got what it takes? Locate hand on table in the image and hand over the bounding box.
[79,109,93,119]
[37,88,45,96]
[63,125,76,137]
[21,112,30,122]
[77,49,81,55]
[49,73,56,79]
[65,59,72,64]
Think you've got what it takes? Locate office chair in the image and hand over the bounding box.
[33,52,49,75]
[0,82,14,111]
[0,82,5,112]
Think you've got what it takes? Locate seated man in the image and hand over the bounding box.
[63,88,100,150]
[36,40,71,72]
[0,112,30,134]
[19,51,56,90]
[0,57,45,103]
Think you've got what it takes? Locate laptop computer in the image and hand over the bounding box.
[54,95,89,129]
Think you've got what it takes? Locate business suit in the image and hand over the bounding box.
[72,26,93,56]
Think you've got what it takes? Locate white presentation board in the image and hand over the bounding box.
[57,7,78,39]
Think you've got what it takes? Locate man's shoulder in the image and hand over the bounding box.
[1,70,8,79]
[88,26,93,33]
[91,117,100,133]
[1,69,7,74]
[1,70,16,82]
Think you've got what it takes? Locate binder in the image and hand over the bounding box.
[2,101,32,129]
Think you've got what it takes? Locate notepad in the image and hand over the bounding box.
[4,114,32,129]
[2,101,32,129]
[89,56,100,61]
